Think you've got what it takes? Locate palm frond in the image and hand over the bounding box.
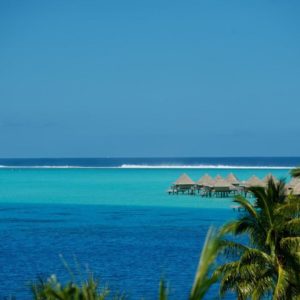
[158,280,168,300]
[273,265,290,299]
[190,227,222,300]
[233,195,258,219]
[238,248,273,267]
[280,237,300,251]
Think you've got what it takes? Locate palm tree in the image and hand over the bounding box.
[217,178,300,299]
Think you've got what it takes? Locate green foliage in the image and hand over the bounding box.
[31,274,126,300]
[190,227,223,300]
[158,280,169,300]
[217,177,300,299]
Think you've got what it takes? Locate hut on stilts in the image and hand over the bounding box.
[169,173,196,195]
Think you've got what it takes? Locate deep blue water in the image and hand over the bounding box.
[0,204,234,299]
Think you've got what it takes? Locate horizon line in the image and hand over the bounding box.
[0,156,300,159]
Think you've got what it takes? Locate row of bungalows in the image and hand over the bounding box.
[168,173,300,198]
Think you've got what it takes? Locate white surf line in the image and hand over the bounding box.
[0,165,294,169]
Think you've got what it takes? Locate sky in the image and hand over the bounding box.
[0,0,300,157]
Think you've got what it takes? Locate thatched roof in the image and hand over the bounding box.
[174,173,195,186]
[245,175,265,187]
[292,182,300,195]
[287,177,300,189]
[214,178,231,188]
[197,174,215,186]
[226,173,240,185]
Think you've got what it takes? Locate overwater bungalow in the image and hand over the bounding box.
[170,173,195,194]
[240,175,265,197]
[285,179,300,195]
[196,174,214,196]
[292,182,300,195]
[213,178,233,198]
[167,172,282,199]
[286,177,300,192]
[226,173,240,186]
[196,173,214,187]
[244,175,265,188]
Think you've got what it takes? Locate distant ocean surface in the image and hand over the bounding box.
[0,156,299,168]
[0,157,298,299]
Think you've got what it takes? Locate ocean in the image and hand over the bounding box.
[0,157,299,299]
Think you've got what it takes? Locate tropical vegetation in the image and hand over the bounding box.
[216,177,300,299]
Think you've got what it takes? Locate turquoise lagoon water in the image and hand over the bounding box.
[0,168,292,207]
[0,167,292,299]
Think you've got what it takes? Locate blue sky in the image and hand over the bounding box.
[0,0,300,157]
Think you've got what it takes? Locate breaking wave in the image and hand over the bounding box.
[0,164,293,169]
